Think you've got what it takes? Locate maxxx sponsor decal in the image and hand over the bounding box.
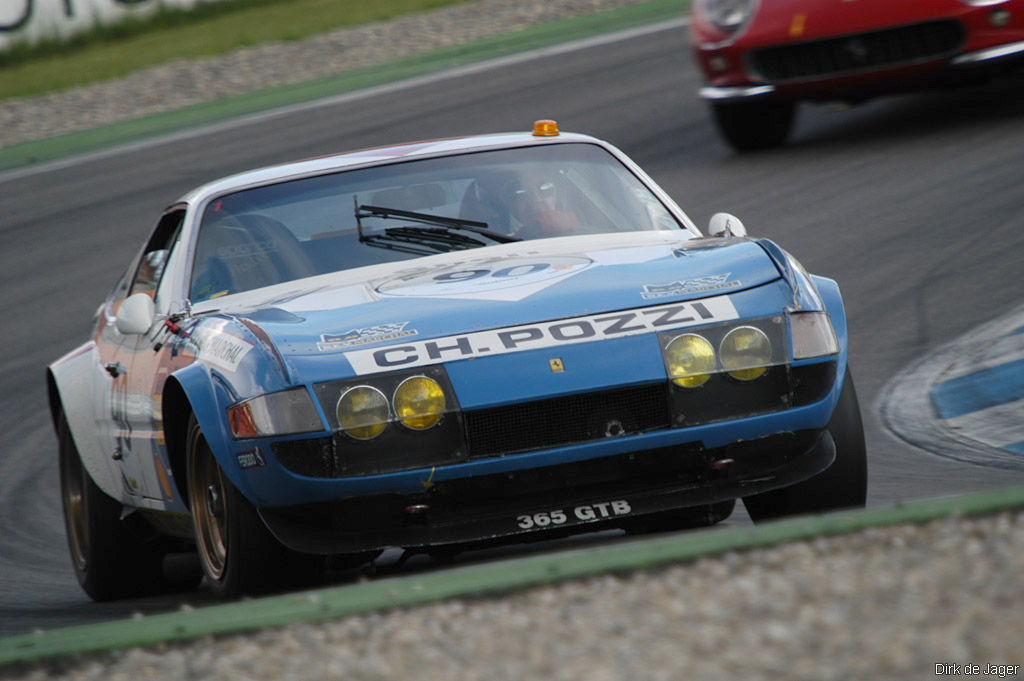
[344,296,739,375]
[318,322,418,352]
[641,273,740,300]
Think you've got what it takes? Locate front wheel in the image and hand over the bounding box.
[186,415,323,597]
[58,414,167,601]
[710,100,796,152]
[743,367,867,522]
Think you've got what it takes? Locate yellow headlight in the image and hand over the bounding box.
[394,376,446,430]
[720,326,771,381]
[336,386,389,440]
[666,334,715,388]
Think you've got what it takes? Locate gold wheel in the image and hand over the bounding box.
[187,423,229,584]
[60,430,89,573]
[58,413,169,600]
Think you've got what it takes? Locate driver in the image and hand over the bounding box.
[502,174,579,239]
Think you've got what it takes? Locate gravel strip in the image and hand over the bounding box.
[0,0,652,149]
[4,510,1023,680]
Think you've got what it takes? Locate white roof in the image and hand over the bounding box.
[177,130,602,205]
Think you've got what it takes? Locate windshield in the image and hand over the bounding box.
[190,142,688,302]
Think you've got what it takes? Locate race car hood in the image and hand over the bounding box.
[215,231,784,378]
[743,0,969,44]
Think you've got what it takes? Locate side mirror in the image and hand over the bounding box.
[708,213,747,238]
[115,293,156,335]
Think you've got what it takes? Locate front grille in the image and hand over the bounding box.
[279,361,837,477]
[748,19,965,83]
[464,384,671,459]
[273,437,335,478]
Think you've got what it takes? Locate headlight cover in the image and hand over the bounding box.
[659,315,807,428]
[316,370,458,437]
[699,0,757,33]
[790,312,839,360]
[393,376,446,430]
[336,385,390,440]
[721,326,771,380]
[659,316,787,388]
[665,334,716,388]
[312,366,466,477]
[227,387,324,440]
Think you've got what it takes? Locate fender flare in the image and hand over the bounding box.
[163,362,257,505]
[811,273,850,402]
[47,342,122,499]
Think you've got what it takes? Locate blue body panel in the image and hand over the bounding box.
[241,237,783,380]
[175,236,848,511]
[446,333,667,410]
[444,279,794,409]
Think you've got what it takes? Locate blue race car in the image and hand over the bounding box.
[47,121,866,599]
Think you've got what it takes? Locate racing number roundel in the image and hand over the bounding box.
[376,256,593,300]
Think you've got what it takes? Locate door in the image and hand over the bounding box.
[107,209,186,502]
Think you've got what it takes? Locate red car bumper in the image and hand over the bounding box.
[693,0,1024,103]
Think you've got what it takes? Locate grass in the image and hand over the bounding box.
[0,0,471,102]
[0,0,686,171]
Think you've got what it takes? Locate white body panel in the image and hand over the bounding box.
[50,342,122,498]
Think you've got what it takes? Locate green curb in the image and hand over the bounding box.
[0,0,688,174]
[3,484,1023,668]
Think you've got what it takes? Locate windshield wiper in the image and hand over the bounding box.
[355,202,519,255]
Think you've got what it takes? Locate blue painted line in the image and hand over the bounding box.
[1006,441,1024,456]
[930,358,1024,419]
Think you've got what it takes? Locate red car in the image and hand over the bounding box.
[691,0,1024,150]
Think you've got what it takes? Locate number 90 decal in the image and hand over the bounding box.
[516,500,632,529]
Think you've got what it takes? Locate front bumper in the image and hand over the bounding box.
[698,29,1024,104]
[259,428,834,554]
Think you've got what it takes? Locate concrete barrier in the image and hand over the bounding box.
[0,0,223,53]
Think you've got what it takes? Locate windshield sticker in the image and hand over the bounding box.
[318,322,418,352]
[376,256,594,302]
[217,240,278,259]
[191,327,254,373]
[344,295,739,375]
[641,274,739,300]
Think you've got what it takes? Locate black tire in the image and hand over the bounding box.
[743,367,867,523]
[58,414,167,601]
[710,100,796,152]
[186,415,323,597]
[625,500,736,535]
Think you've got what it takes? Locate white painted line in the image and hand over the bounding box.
[880,302,1024,470]
[938,330,1024,382]
[944,399,1024,450]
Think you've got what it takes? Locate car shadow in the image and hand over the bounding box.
[790,72,1024,151]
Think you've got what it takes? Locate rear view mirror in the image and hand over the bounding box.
[708,213,747,238]
[115,293,155,335]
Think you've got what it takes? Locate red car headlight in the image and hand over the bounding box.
[698,0,758,35]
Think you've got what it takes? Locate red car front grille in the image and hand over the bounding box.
[747,19,966,83]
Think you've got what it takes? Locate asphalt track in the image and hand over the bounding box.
[2,15,1024,640]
